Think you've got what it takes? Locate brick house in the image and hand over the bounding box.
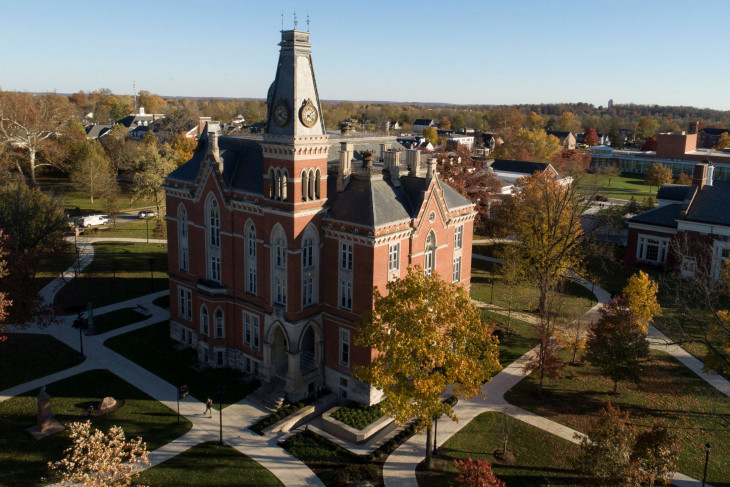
[163,30,476,404]
[624,163,730,279]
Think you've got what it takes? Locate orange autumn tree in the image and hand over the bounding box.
[355,267,501,469]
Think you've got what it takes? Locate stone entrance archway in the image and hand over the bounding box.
[271,326,288,379]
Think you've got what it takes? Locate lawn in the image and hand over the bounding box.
[503,350,730,486]
[33,241,78,290]
[54,241,168,311]
[136,441,283,486]
[0,334,85,391]
[90,307,148,335]
[81,219,166,241]
[416,412,582,487]
[104,321,259,409]
[578,172,653,201]
[37,177,157,217]
[153,294,170,309]
[483,310,539,367]
[0,369,191,487]
[471,259,595,319]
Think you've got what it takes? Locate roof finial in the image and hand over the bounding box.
[293,10,298,29]
[306,11,310,31]
[281,10,283,30]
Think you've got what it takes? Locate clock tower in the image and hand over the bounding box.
[262,29,329,208]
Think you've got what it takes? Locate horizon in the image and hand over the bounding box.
[2,0,730,111]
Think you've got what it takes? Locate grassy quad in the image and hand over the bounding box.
[483,310,540,367]
[578,172,653,201]
[0,369,191,487]
[136,441,283,486]
[104,321,259,409]
[54,242,168,311]
[0,334,85,391]
[80,219,166,240]
[89,307,148,335]
[504,350,730,486]
[470,259,595,319]
[416,412,582,487]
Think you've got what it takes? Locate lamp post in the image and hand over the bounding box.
[149,258,155,293]
[145,217,149,244]
[702,443,711,487]
[433,416,438,456]
[217,384,226,446]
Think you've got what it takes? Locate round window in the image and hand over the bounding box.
[428,211,436,223]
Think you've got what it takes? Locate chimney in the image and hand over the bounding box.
[379,143,391,161]
[426,157,438,179]
[139,107,145,115]
[337,142,353,192]
[406,149,420,176]
[692,163,708,190]
[198,116,212,137]
[688,121,701,135]
[706,162,714,186]
[384,150,401,187]
[204,122,222,173]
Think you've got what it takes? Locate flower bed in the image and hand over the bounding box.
[330,401,383,430]
[249,402,306,435]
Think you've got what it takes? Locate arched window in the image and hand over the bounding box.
[179,206,187,237]
[178,205,188,271]
[275,238,287,269]
[247,223,256,258]
[314,168,321,199]
[268,167,275,199]
[200,306,209,336]
[424,231,435,275]
[308,169,315,200]
[302,238,313,269]
[245,221,257,295]
[280,170,288,201]
[301,170,309,201]
[209,200,220,248]
[214,308,224,339]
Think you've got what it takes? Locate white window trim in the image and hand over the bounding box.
[339,328,350,367]
[636,234,669,264]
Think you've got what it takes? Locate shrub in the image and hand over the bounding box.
[331,401,384,430]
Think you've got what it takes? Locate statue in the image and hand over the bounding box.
[26,385,65,439]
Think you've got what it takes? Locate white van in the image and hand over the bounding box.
[76,215,109,228]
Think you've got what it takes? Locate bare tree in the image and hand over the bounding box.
[0,92,73,185]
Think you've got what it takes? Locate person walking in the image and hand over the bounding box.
[203,397,213,417]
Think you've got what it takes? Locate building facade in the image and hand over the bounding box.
[163,30,476,404]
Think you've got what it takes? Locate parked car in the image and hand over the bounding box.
[594,195,609,202]
[138,210,156,219]
[76,214,109,228]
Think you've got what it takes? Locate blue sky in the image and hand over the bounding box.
[2,0,729,109]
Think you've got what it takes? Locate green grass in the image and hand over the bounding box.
[33,242,77,290]
[37,177,157,216]
[416,412,582,487]
[0,369,191,487]
[54,242,168,311]
[0,334,85,391]
[90,307,148,335]
[470,260,594,319]
[483,311,539,367]
[136,441,283,486]
[578,172,653,201]
[104,321,259,409]
[503,350,730,486]
[583,245,633,296]
[82,219,166,241]
[331,401,384,430]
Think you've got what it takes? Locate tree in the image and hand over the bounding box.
[556,317,588,364]
[70,140,118,203]
[0,183,66,321]
[132,142,175,219]
[644,163,673,194]
[47,421,149,487]
[103,191,122,231]
[453,458,506,487]
[556,111,582,134]
[583,128,599,147]
[502,172,589,394]
[0,231,12,340]
[674,172,692,185]
[423,126,438,146]
[636,116,660,139]
[574,403,639,486]
[585,299,650,393]
[439,116,451,130]
[713,132,730,150]
[101,124,137,173]
[641,136,657,152]
[526,111,545,130]
[354,267,501,470]
[622,271,661,333]
[601,163,621,187]
[631,421,678,487]
[500,128,561,162]
[0,92,74,185]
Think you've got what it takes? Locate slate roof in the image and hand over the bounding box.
[85,124,112,139]
[414,119,435,126]
[628,203,683,228]
[546,131,572,139]
[166,131,264,195]
[699,128,730,136]
[656,184,695,202]
[684,181,730,226]
[490,159,550,174]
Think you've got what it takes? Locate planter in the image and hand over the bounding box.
[321,406,394,444]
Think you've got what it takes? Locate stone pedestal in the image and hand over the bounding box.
[26,397,65,440]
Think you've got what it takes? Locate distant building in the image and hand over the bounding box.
[608,99,614,109]
[625,163,730,279]
[698,127,730,149]
[546,131,576,150]
[413,119,436,134]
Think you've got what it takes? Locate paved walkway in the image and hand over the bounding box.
[385,263,723,487]
[3,239,324,487]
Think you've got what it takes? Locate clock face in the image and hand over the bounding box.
[273,101,290,127]
[299,99,318,128]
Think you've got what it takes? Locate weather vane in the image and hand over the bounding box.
[293,10,298,29]
[281,10,283,30]
[306,11,310,31]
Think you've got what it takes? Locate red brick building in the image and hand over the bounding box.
[163,30,476,404]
